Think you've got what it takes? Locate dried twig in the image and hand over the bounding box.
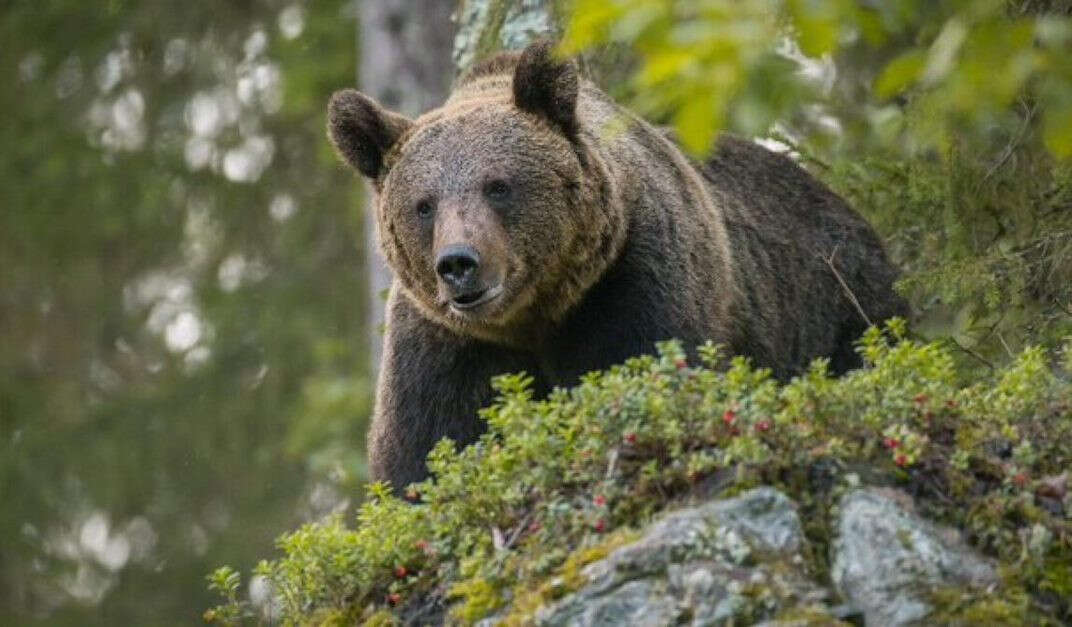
[821,245,873,327]
[926,474,954,505]
[504,513,531,550]
[605,448,619,480]
[981,99,1037,185]
[997,333,1016,360]
[491,525,506,551]
[493,512,534,552]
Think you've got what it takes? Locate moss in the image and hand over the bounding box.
[448,578,504,624]
[1022,555,1072,619]
[770,605,853,626]
[499,528,639,626]
[362,610,400,627]
[929,585,1035,625]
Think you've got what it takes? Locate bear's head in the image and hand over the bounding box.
[328,41,626,346]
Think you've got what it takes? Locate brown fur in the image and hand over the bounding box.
[329,41,909,490]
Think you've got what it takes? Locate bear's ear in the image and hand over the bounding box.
[327,89,413,180]
[512,40,579,138]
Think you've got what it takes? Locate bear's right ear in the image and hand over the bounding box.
[328,89,413,180]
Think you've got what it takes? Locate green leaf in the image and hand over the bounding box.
[639,49,696,86]
[787,0,841,57]
[674,90,721,155]
[1042,106,1072,159]
[875,49,926,99]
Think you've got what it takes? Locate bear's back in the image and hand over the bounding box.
[699,136,909,375]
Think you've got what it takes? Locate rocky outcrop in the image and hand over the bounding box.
[536,488,832,626]
[506,486,1000,626]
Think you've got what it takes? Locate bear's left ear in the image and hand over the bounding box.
[513,40,579,139]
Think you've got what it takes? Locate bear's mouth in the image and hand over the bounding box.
[449,284,504,312]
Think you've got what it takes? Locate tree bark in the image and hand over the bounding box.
[359,0,457,374]
[451,0,633,87]
[452,0,558,70]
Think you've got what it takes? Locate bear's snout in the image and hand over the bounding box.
[432,201,512,314]
[435,243,504,312]
[436,244,480,289]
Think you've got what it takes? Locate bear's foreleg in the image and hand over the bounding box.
[368,290,540,491]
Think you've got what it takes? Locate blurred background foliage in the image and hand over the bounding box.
[564,0,1072,369]
[1,0,370,623]
[5,0,1072,623]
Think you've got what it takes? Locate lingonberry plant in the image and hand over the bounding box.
[208,320,1071,625]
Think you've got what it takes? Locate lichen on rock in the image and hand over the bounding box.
[831,487,999,626]
[534,488,835,626]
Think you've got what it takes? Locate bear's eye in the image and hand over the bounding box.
[483,179,511,201]
[415,199,434,219]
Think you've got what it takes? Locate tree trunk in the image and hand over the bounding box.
[452,0,558,70]
[359,1,457,374]
[452,0,632,87]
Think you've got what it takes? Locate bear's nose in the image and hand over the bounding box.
[436,245,480,288]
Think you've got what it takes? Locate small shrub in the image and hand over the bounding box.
[207,321,1072,624]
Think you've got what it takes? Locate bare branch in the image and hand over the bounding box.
[980,99,1037,185]
[821,245,874,328]
[997,333,1016,360]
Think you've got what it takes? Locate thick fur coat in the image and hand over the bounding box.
[329,41,909,489]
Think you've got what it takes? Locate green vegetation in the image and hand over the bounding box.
[563,0,1072,158]
[207,326,1072,623]
[2,1,367,623]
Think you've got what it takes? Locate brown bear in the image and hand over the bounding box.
[328,41,909,490]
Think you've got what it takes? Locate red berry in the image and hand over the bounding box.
[594,519,606,532]
[624,432,637,444]
[1013,472,1028,487]
[722,409,736,425]
[895,454,908,467]
[387,593,401,606]
[755,420,772,433]
[593,495,606,507]
[883,437,900,449]
[394,566,408,579]
[913,393,928,405]
[675,359,688,370]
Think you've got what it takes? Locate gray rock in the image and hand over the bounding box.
[535,488,833,626]
[830,488,999,626]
